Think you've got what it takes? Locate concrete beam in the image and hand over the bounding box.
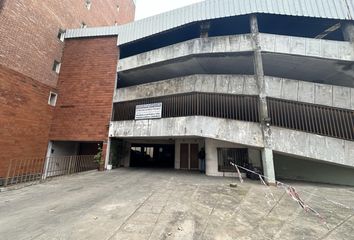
[265,76,354,110]
[114,75,258,102]
[271,127,354,168]
[118,34,253,72]
[118,33,354,72]
[114,74,354,110]
[109,116,264,148]
[260,33,354,61]
[110,117,354,169]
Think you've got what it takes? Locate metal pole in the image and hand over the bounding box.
[4,159,13,187]
[68,156,73,175]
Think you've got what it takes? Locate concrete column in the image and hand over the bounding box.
[342,22,354,42]
[261,148,276,184]
[200,21,210,38]
[250,14,275,183]
[122,141,131,167]
[174,140,180,169]
[101,141,108,171]
[204,139,218,176]
[104,138,111,169]
[43,141,53,180]
[250,14,268,121]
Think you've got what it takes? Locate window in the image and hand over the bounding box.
[57,29,65,42]
[85,0,92,10]
[52,60,61,74]
[48,92,58,106]
[217,148,248,172]
[80,22,87,28]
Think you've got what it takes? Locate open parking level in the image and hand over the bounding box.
[0,169,354,240]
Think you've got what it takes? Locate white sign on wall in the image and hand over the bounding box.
[135,103,162,120]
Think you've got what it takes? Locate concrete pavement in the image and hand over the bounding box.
[0,169,353,240]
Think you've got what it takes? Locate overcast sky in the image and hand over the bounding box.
[135,0,204,20]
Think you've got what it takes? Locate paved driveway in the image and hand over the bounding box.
[0,169,353,240]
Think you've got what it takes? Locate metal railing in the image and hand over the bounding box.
[267,98,354,141]
[2,155,98,187]
[113,92,260,123]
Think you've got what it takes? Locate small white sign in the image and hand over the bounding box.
[135,103,162,120]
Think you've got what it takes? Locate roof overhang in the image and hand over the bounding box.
[65,0,354,45]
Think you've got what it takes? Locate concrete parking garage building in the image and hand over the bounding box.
[2,0,354,186]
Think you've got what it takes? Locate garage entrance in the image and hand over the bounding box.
[130,144,175,168]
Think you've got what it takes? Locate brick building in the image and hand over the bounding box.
[0,0,135,179]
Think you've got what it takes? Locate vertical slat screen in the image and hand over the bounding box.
[113,92,260,123]
[267,98,354,141]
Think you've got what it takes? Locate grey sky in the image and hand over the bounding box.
[135,0,204,20]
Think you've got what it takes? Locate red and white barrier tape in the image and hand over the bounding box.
[230,162,329,229]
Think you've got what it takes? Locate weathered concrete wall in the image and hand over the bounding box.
[114,75,258,102]
[110,117,354,169]
[274,154,354,186]
[118,34,253,71]
[118,33,354,72]
[109,117,264,148]
[260,33,354,61]
[265,76,354,110]
[115,74,354,110]
[271,127,354,168]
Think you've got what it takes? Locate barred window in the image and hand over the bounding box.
[217,148,248,172]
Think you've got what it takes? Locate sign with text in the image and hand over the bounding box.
[135,103,162,120]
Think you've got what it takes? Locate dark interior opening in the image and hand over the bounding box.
[119,15,251,59]
[257,14,344,41]
[208,15,250,37]
[119,22,200,59]
[130,144,175,168]
[78,142,102,155]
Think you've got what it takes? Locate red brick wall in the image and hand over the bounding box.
[0,0,135,88]
[49,37,118,142]
[0,66,55,177]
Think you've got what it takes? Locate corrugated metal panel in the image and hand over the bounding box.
[65,0,354,43]
[65,26,119,39]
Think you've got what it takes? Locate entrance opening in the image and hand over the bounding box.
[130,144,175,168]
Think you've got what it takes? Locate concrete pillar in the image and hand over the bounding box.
[100,141,108,171]
[250,14,276,184]
[122,141,131,167]
[200,21,210,38]
[204,138,218,176]
[174,140,180,169]
[43,141,53,180]
[261,148,276,184]
[250,14,268,121]
[104,138,111,169]
[342,22,354,42]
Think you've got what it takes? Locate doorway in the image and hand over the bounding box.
[180,143,199,170]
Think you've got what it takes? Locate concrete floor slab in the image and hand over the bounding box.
[0,169,354,240]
